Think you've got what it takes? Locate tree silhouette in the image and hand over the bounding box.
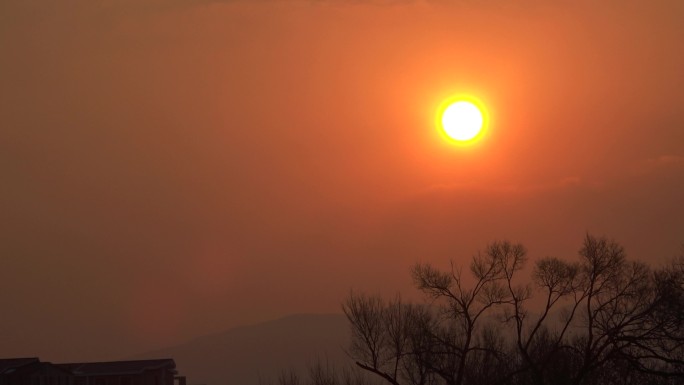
[271,358,383,385]
[343,235,684,385]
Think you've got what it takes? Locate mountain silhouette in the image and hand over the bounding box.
[133,313,351,385]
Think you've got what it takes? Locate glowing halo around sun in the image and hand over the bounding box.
[436,95,489,145]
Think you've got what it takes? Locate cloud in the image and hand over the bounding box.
[647,154,684,167]
[630,154,684,177]
[415,176,584,198]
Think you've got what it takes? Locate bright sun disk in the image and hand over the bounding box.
[440,101,484,141]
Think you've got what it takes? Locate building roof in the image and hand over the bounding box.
[0,358,40,374]
[6,361,74,377]
[57,359,176,376]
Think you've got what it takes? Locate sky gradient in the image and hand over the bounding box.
[2,0,683,361]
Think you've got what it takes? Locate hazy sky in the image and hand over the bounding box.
[2,0,683,362]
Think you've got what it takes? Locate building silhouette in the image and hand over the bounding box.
[0,358,186,385]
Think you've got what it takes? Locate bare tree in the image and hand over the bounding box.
[273,358,384,385]
[278,369,302,385]
[343,235,684,385]
[497,235,684,385]
[614,252,684,378]
[343,293,433,385]
[410,241,523,385]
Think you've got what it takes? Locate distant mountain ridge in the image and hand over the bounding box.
[134,313,352,385]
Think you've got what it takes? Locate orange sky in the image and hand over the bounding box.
[1,0,683,361]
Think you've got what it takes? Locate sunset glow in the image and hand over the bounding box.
[2,1,684,381]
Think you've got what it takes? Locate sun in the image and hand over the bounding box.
[436,96,488,145]
[442,101,482,140]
